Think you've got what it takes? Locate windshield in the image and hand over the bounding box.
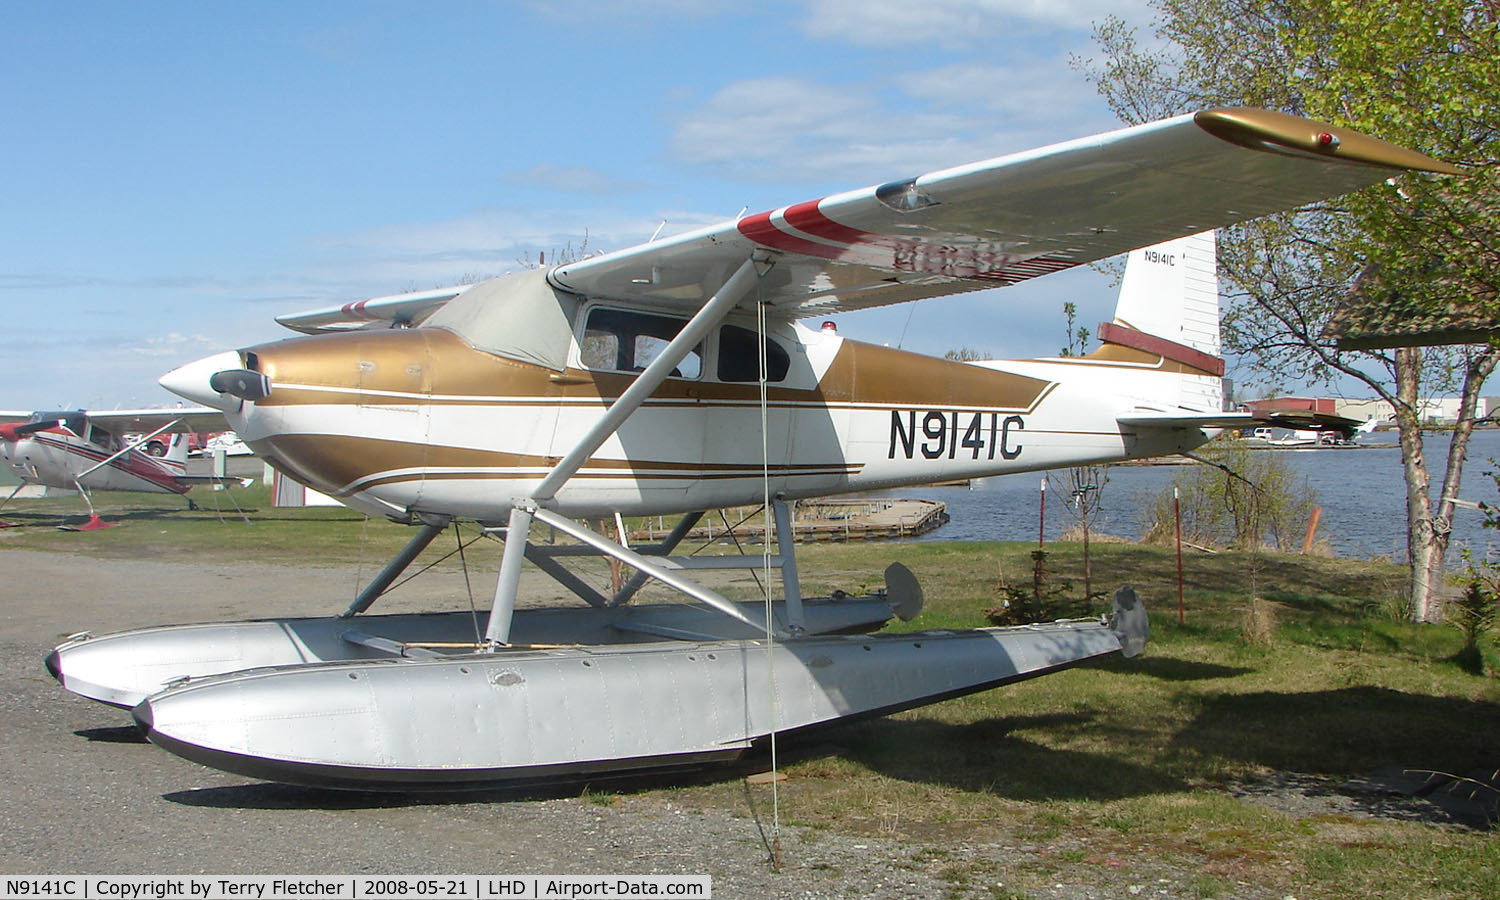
[426,269,579,371]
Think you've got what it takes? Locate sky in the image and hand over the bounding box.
[1,0,1164,411]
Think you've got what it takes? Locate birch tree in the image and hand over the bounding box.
[1081,0,1500,620]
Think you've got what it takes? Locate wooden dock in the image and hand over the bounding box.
[629,498,948,544]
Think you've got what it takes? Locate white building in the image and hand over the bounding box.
[1334,396,1500,426]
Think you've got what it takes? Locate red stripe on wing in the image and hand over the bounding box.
[782,200,869,245]
[736,211,843,259]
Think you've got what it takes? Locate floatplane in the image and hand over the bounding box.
[1,407,240,529]
[47,109,1456,790]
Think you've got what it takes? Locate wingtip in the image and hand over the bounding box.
[1195,107,1464,176]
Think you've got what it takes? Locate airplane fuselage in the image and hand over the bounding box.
[221,313,1216,523]
[0,421,189,495]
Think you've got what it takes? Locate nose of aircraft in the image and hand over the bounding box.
[159,350,246,411]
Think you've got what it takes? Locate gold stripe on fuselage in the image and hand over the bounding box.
[255,434,864,498]
[250,328,1055,410]
[243,325,1057,498]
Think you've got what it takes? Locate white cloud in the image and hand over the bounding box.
[800,0,1152,47]
[671,76,992,183]
[668,69,1119,185]
[502,164,648,196]
[277,204,726,304]
[516,0,735,22]
[129,332,217,357]
[897,60,1101,118]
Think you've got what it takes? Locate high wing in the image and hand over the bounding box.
[269,108,1455,332]
[2,407,226,431]
[79,407,230,433]
[275,286,467,334]
[548,108,1454,317]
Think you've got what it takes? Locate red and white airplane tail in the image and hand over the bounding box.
[160,432,192,473]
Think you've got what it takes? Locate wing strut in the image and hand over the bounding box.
[484,255,770,647]
[531,508,770,635]
[74,420,180,481]
[532,255,767,502]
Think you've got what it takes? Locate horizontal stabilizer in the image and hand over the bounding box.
[1120,410,1367,432]
[174,475,254,487]
[1117,411,1256,430]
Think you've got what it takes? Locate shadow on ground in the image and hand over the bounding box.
[1171,685,1500,776]
[816,712,1189,801]
[76,725,149,744]
[1091,654,1252,681]
[159,756,780,811]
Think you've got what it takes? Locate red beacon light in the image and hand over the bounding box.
[1317,132,1340,150]
[821,320,838,332]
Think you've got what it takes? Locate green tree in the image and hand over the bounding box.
[1059,301,1091,357]
[1081,0,1500,620]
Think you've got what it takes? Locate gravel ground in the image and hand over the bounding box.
[3,550,962,896]
[0,547,1457,899]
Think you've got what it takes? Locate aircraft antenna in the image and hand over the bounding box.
[895,301,918,349]
[649,221,667,242]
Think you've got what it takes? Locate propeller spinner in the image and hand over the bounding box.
[159,351,266,410]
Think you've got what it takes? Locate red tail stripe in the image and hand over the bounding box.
[1099,322,1225,377]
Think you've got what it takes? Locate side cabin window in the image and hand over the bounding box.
[580,308,702,379]
[86,423,116,449]
[717,324,791,383]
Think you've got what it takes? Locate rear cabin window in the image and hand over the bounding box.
[717,324,791,383]
[580,308,702,379]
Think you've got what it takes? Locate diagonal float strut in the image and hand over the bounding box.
[485,255,770,646]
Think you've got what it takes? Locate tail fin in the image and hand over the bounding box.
[164,433,191,471]
[1112,230,1218,356]
[1097,230,1224,412]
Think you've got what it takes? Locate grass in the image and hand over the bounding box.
[0,484,436,563]
[5,488,1500,898]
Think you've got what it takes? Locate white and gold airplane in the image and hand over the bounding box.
[50,109,1457,790]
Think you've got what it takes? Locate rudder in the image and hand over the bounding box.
[1111,230,1218,357]
[1097,231,1224,413]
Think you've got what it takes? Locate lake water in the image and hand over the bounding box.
[889,429,1500,561]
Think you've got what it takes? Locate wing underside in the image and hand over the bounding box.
[548,108,1453,317]
[273,108,1454,331]
[82,407,230,433]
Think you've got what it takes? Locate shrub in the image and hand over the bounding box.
[1141,440,1319,552]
